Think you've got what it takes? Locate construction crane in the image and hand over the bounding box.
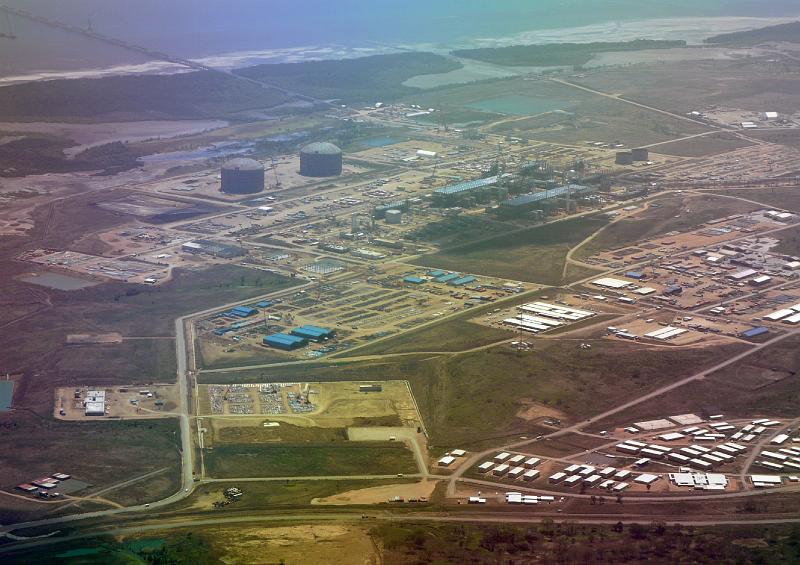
[0,12,16,39]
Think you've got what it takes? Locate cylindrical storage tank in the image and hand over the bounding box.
[385,209,402,224]
[300,142,343,177]
[615,151,634,165]
[632,148,649,161]
[221,158,264,194]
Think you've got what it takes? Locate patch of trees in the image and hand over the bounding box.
[452,39,687,67]
[0,71,290,121]
[236,52,462,103]
[705,21,800,46]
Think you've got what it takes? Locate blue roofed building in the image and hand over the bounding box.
[403,276,425,284]
[291,325,336,342]
[231,306,258,318]
[741,326,769,339]
[435,273,460,284]
[449,275,477,286]
[263,333,307,350]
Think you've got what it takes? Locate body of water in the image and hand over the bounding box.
[0,381,13,412]
[2,1,799,82]
[359,136,405,148]
[20,272,100,290]
[466,95,571,116]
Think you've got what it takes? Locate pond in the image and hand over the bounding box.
[20,272,100,290]
[0,381,13,412]
[359,136,404,148]
[465,94,570,116]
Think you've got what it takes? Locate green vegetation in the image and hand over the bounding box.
[712,187,800,214]
[212,422,348,444]
[183,478,417,510]
[575,194,760,261]
[375,522,800,564]
[705,21,800,45]
[344,320,513,357]
[0,71,289,121]
[651,131,754,157]
[0,419,181,523]
[202,339,745,449]
[453,40,686,67]
[6,533,216,565]
[414,215,609,285]
[594,334,800,429]
[2,265,297,384]
[0,137,143,177]
[204,443,418,478]
[236,52,462,103]
[775,225,800,256]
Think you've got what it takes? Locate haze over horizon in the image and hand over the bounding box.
[1,0,799,79]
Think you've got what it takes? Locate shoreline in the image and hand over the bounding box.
[1,13,798,88]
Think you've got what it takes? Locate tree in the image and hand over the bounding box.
[629,523,648,540]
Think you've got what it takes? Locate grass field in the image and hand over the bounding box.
[0,419,181,523]
[197,340,294,371]
[204,443,418,478]
[3,265,298,393]
[528,96,710,148]
[574,58,800,117]
[342,320,513,357]
[591,336,800,429]
[774,225,800,256]
[414,215,609,285]
[0,71,290,121]
[200,339,747,449]
[209,420,348,444]
[711,187,800,214]
[574,194,760,261]
[236,52,461,103]
[650,132,754,157]
[182,478,418,511]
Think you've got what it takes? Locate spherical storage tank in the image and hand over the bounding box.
[221,158,264,194]
[300,142,342,177]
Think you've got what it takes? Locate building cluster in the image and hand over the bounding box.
[502,301,595,334]
[16,472,72,498]
[263,325,336,351]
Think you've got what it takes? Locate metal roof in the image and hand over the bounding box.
[301,142,342,155]
[222,157,262,171]
[433,176,499,196]
[298,325,334,335]
[266,333,306,344]
[500,184,590,207]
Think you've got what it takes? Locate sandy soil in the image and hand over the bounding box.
[0,120,229,155]
[312,479,437,505]
[207,524,379,565]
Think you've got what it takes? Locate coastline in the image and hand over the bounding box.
[1,13,798,88]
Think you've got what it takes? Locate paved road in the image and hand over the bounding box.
[3,509,800,555]
[447,325,800,497]
[550,78,719,129]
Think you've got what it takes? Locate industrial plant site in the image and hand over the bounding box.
[2,3,800,563]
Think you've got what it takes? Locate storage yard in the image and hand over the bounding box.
[54,385,180,420]
[197,264,531,362]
